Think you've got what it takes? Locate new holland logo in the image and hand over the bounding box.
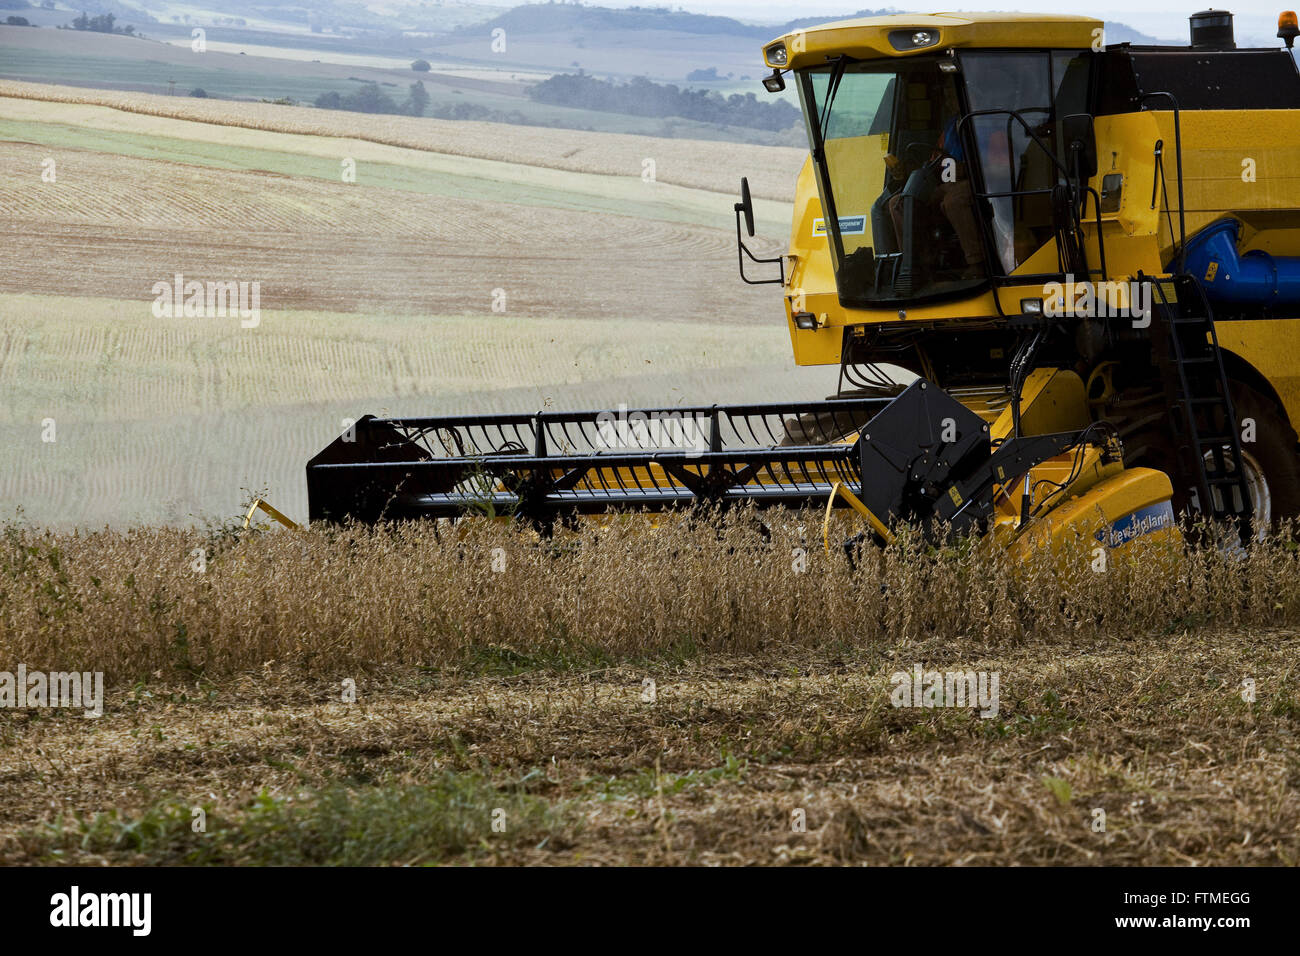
[1095,501,1176,549]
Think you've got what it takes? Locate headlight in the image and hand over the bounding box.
[888,28,941,51]
[765,42,788,66]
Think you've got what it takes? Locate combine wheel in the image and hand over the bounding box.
[1228,385,1300,531]
[1121,384,1300,533]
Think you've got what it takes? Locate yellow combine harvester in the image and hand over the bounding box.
[308,9,1300,555]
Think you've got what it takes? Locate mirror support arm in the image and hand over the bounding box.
[734,207,786,285]
[734,179,785,285]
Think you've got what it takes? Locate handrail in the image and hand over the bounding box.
[1138,91,1187,271]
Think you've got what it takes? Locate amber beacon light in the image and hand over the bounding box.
[1280,10,1299,48]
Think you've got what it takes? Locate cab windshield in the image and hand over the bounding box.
[797,51,1090,307]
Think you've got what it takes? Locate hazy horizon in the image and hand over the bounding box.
[546,1,1294,46]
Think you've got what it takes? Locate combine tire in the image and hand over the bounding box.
[1230,384,1300,530]
[1121,384,1300,532]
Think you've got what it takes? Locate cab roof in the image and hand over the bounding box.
[763,12,1104,70]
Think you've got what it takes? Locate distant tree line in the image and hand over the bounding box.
[527,73,799,132]
[314,81,430,117]
[311,81,560,127]
[68,12,134,35]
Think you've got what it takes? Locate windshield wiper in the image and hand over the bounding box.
[818,55,849,143]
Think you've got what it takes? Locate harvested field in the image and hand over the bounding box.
[0,128,788,316]
[0,81,807,201]
[0,518,1297,865]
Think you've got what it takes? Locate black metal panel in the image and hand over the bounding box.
[1096,46,1300,114]
[856,381,990,526]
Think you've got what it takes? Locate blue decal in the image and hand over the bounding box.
[1095,501,1175,549]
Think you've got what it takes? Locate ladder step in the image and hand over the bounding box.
[1151,280,1251,535]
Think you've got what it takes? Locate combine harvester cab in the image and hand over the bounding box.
[308,8,1300,556]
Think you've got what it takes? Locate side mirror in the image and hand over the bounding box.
[735,177,755,237]
[731,174,783,286]
[1061,113,1097,181]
